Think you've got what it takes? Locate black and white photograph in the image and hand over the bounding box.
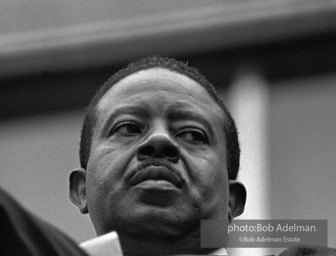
[1,1,336,255]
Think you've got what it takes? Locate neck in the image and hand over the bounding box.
[116,228,216,256]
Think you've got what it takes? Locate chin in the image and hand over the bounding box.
[110,204,200,238]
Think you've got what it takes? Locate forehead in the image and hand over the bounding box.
[97,68,225,123]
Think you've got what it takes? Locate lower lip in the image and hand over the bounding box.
[134,180,178,190]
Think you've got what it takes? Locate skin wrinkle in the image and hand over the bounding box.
[125,159,184,185]
[79,57,241,181]
[70,62,246,255]
[87,68,228,234]
[92,130,137,184]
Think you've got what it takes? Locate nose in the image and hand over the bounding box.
[137,132,180,163]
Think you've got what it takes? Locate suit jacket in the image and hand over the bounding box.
[0,187,88,256]
[1,187,335,256]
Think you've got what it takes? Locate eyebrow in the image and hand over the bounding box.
[100,104,217,137]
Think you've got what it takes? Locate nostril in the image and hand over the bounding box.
[136,135,181,162]
[163,146,179,159]
[138,146,155,157]
[137,144,180,161]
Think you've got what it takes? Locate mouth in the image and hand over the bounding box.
[129,166,183,189]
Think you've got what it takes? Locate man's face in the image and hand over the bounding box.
[85,68,230,237]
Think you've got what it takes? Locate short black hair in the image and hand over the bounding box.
[80,56,240,179]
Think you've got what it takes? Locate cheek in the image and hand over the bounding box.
[188,150,228,184]
[85,143,139,208]
[187,156,229,218]
[85,148,129,220]
[87,144,134,186]
[191,149,229,191]
[203,161,229,197]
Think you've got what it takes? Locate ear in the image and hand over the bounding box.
[228,180,246,221]
[69,168,88,214]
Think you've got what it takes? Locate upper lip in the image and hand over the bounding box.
[126,161,184,188]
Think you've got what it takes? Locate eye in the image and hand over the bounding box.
[176,129,208,144]
[112,122,141,136]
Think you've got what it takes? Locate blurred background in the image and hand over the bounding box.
[1,0,335,255]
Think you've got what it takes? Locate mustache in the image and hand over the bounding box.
[125,158,183,183]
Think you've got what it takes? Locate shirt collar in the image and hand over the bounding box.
[210,248,228,255]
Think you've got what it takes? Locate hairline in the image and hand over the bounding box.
[94,67,228,128]
[81,60,239,180]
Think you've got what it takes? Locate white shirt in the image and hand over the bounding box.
[80,232,228,256]
[210,248,228,255]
